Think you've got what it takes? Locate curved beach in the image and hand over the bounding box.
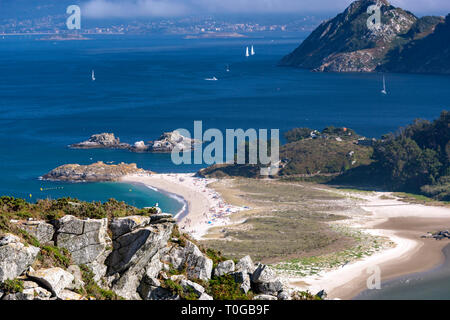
[120,173,246,238]
[289,194,450,299]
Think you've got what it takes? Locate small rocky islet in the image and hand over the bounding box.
[41,161,151,182]
[70,132,201,153]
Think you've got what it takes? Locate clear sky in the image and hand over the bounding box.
[81,0,450,18]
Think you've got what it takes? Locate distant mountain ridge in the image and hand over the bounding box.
[280,0,449,74]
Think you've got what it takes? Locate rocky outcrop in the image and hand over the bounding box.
[251,264,284,296]
[70,133,130,149]
[42,162,151,182]
[0,234,39,282]
[0,210,296,301]
[70,131,201,154]
[163,240,213,281]
[28,267,75,298]
[14,220,54,245]
[235,255,256,274]
[106,220,174,300]
[54,215,111,278]
[131,131,202,153]
[280,0,418,72]
[214,260,235,277]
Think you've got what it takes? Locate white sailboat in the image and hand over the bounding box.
[245,46,249,57]
[205,76,218,81]
[381,74,387,95]
[91,70,96,81]
[251,45,255,56]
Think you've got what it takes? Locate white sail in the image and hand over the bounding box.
[381,75,387,94]
[91,70,96,81]
[251,45,255,55]
[246,47,249,57]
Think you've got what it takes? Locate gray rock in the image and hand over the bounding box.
[236,255,255,274]
[2,292,32,300]
[163,241,213,281]
[180,279,205,296]
[33,286,52,300]
[214,260,235,277]
[70,133,130,149]
[66,265,85,291]
[277,291,291,300]
[109,216,151,239]
[253,294,277,300]
[15,220,54,244]
[170,274,186,282]
[143,277,161,288]
[150,214,176,224]
[55,216,111,265]
[251,264,283,295]
[14,285,52,300]
[0,234,40,282]
[87,249,111,283]
[231,271,251,294]
[144,254,163,280]
[199,293,213,300]
[139,285,180,300]
[23,280,39,289]
[58,289,84,300]
[28,267,75,297]
[107,222,173,299]
[55,215,84,235]
[0,233,21,246]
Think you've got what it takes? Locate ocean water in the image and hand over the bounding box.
[355,244,450,300]
[0,33,449,215]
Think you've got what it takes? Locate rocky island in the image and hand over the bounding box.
[42,162,151,182]
[280,0,449,74]
[131,131,202,153]
[70,131,201,153]
[69,133,130,149]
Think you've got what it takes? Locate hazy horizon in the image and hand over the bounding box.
[1,0,450,20]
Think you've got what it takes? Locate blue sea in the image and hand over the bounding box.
[1,33,450,299]
[1,34,449,209]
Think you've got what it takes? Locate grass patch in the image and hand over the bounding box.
[77,265,123,300]
[0,279,24,294]
[206,275,253,300]
[36,245,72,269]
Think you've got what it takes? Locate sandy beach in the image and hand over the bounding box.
[121,173,450,299]
[121,173,248,238]
[287,192,450,299]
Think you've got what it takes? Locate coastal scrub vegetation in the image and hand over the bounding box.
[0,279,24,294]
[0,196,158,230]
[76,265,123,300]
[335,111,449,200]
[199,111,449,201]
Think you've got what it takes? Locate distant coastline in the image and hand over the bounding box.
[184,32,246,39]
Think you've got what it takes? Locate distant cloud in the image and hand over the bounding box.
[83,0,189,18]
[82,0,450,18]
[391,0,450,15]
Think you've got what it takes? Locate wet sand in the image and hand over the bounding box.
[332,217,450,299]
